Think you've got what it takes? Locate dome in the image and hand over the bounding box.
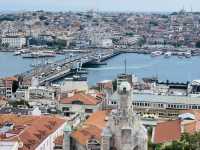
[118,81,131,93]
[178,113,195,120]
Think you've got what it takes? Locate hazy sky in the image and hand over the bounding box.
[0,0,199,12]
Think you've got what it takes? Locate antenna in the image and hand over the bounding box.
[124,59,127,74]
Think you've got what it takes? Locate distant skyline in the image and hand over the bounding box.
[0,0,200,12]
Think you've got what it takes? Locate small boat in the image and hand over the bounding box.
[13,51,21,56]
[164,52,172,58]
[22,53,39,58]
[77,69,88,74]
[30,63,42,67]
[151,51,162,57]
[184,52,192,58]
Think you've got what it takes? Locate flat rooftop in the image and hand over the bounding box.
[133,94,200,105]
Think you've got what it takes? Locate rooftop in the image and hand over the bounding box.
[153,119,181,144]
[60,92,101,105]
[133,94,200,105]
[0,114,65,150]
[71,110,110,145]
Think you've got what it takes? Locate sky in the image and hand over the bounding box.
[0,0,199,12]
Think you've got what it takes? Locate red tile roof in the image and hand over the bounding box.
[71,110,110,145]
[60,93,101,105]
[182,121,197,134]
[4,76,17,81]
[0,114,65,150]
[153,120,181,144]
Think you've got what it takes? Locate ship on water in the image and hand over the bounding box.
[164,51,172,58]
[151,51,162,57]
[22,51,56,58]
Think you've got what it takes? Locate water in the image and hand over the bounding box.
[0,52,65,77]
[87,53,200,85]
[1,52,200,86]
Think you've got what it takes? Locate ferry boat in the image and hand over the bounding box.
[164,52,172,58]
[22,51,56,58]
[22,52,40,58]
[151,51,162,57]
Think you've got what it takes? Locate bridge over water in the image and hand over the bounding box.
[17,50,121,85]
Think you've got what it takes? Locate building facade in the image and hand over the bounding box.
[1,36,26,48]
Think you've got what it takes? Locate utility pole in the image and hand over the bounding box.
[124,59,127,74]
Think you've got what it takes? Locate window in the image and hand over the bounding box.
[72,100,83,105]
[85,109,93,113]
[62,107,69,111]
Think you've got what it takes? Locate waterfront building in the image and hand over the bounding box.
[0,114,66,150]
[190,80,200,96]
[0,77,17,99]
[1,36,26,48]
[108,90,200,118]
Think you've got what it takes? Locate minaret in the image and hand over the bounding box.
[63,124,72,150]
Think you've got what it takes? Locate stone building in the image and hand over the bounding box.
[60,81,148,150]
[101,81,148,150]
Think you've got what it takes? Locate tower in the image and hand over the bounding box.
[63,124,72,150]
[118,81,132,120]
[106,81,148,150]
[101,127,112,150]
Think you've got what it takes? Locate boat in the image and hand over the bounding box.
[164,52,172,58]
[22,51,56,58]
[151,51,162,57]
[64,75,87,81]
[22,52,40,58]
[13,51,21,56]
[184,52,192,58]
[30,63,42,67]
[77,69,88,74]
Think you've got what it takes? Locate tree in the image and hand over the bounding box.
[160,132,200,150]
[12,80,19,93]
[9,100,30,108]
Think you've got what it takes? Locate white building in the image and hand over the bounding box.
[59,92,102,118]
[61,78,88,93]
[101,39,113,48]
[1,36,26,48]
